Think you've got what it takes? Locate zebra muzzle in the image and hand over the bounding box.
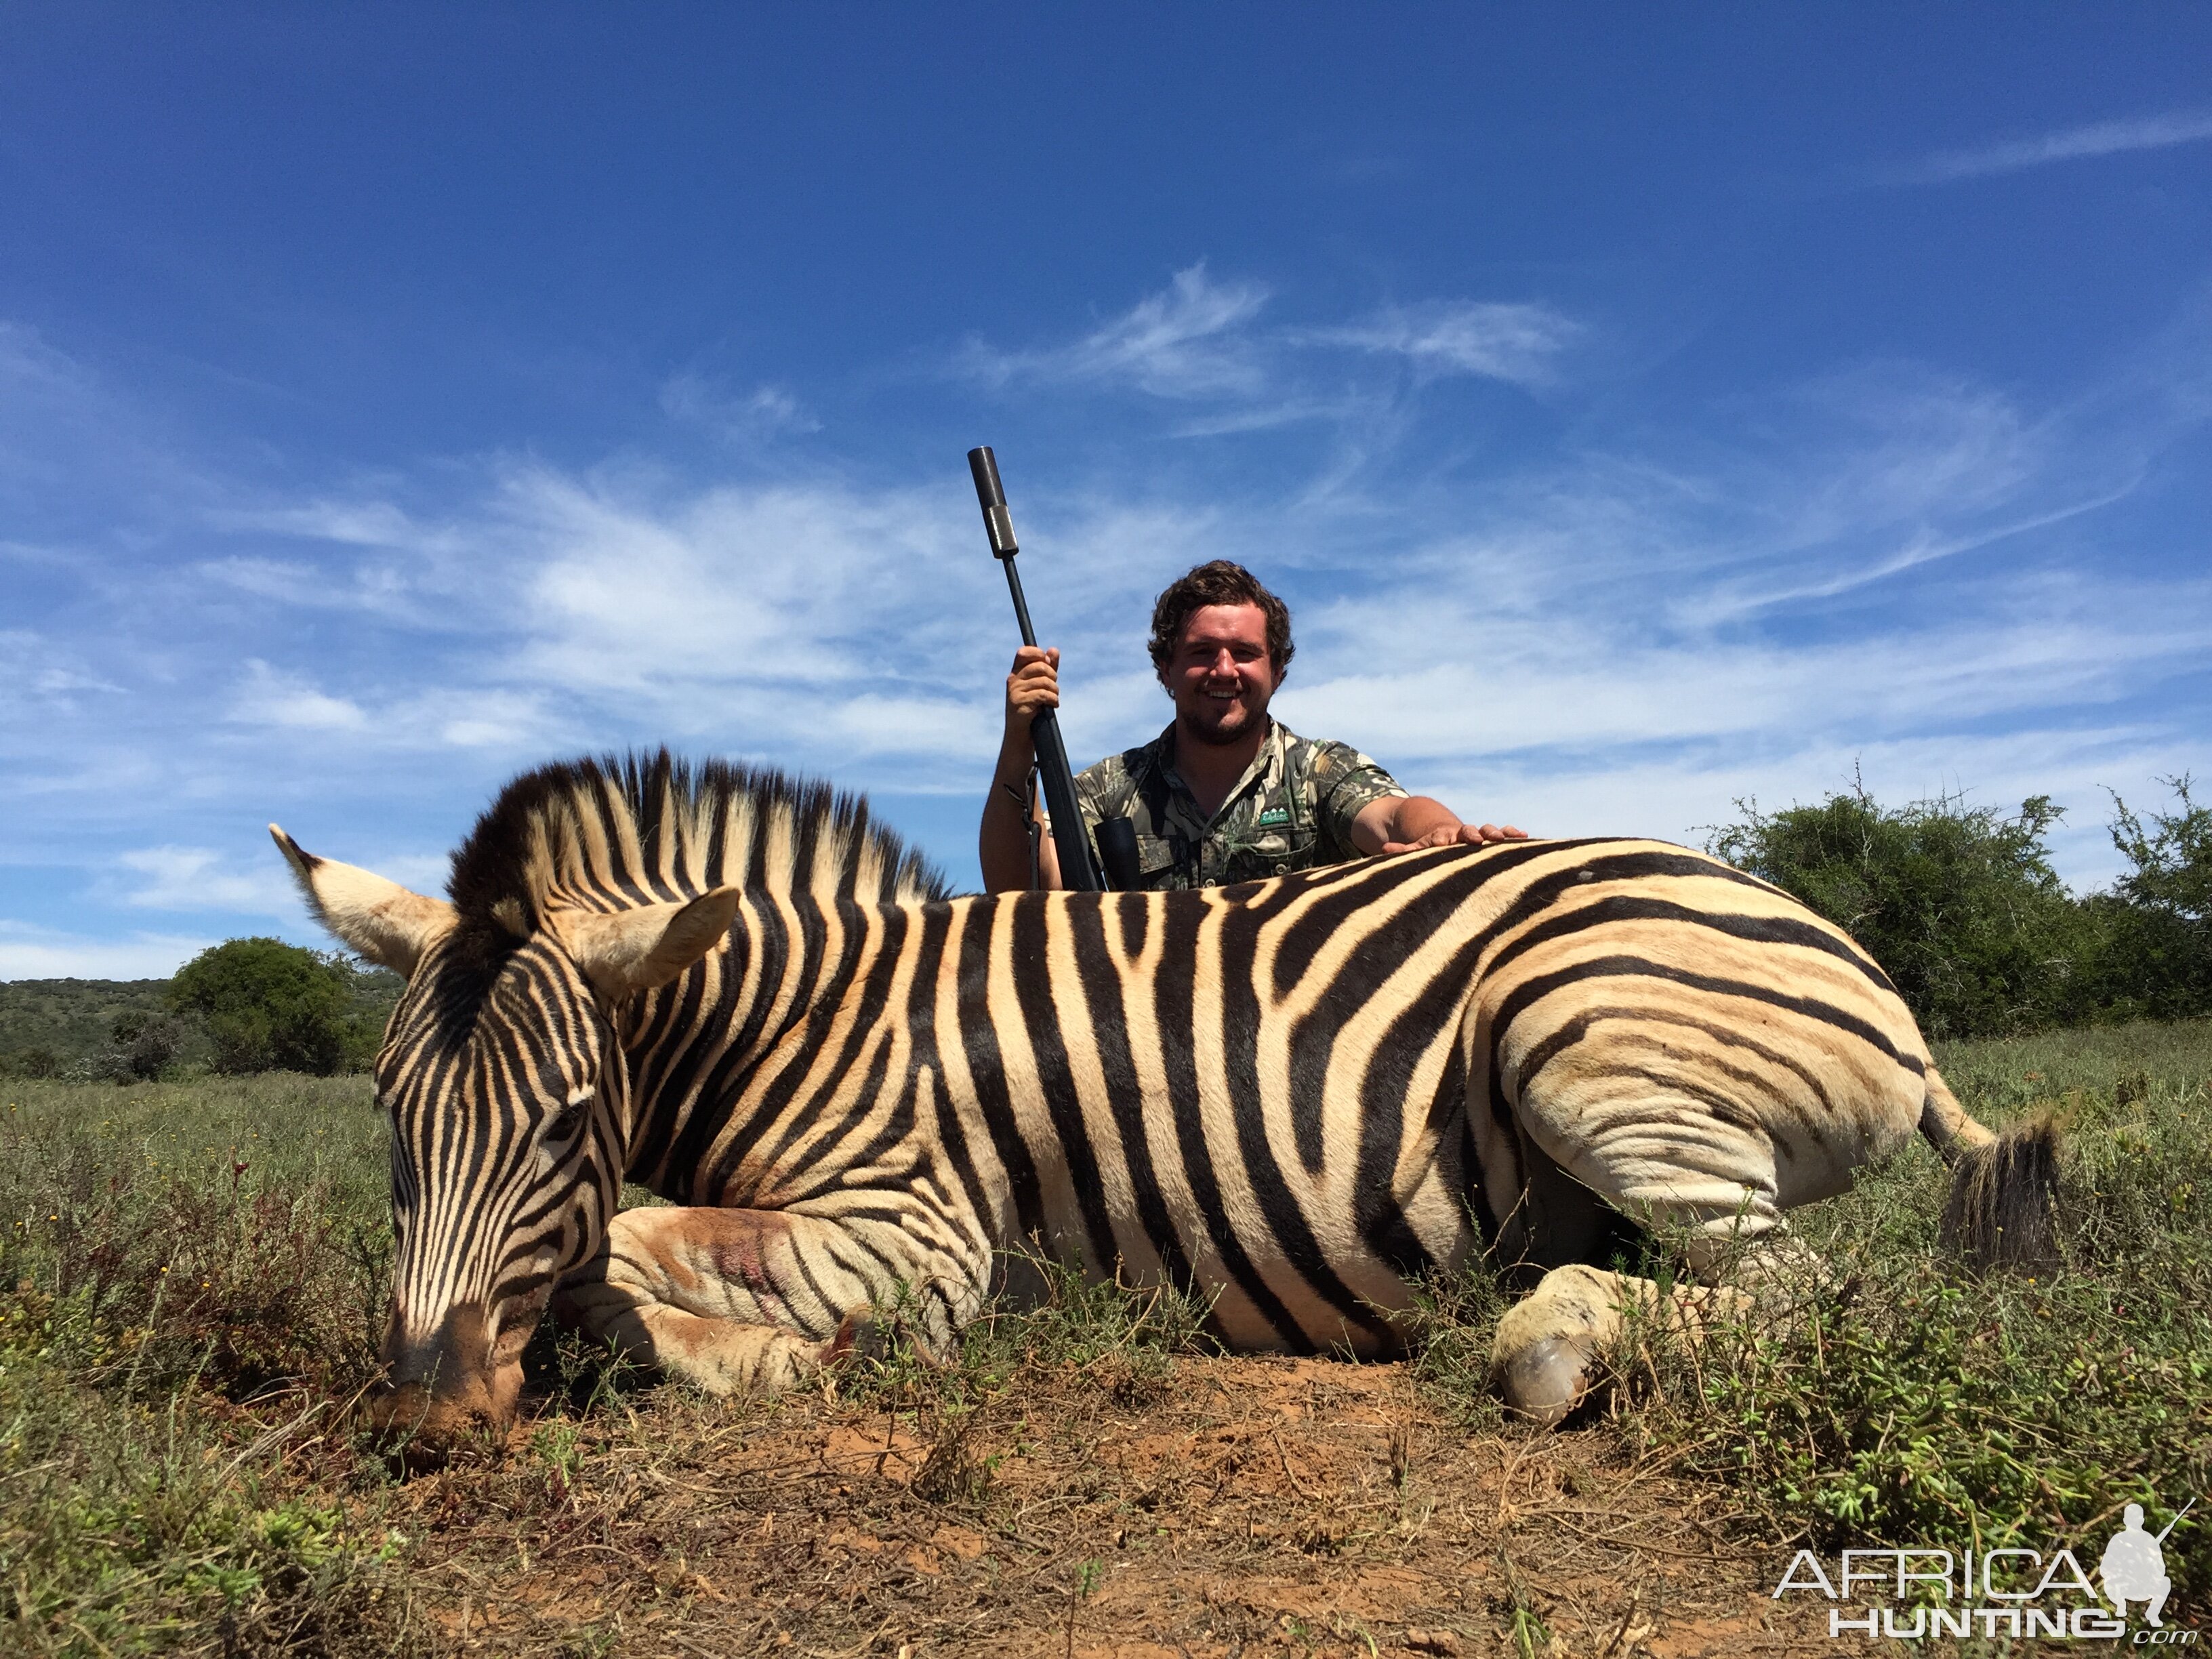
[363,1300,524,1463]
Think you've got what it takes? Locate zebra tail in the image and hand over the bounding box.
[1923,1069,2064,1273]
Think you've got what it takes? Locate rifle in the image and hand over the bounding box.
[2156,1497,2196,1544]
[968,447,1141,892]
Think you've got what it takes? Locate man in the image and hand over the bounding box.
[979,560,1525,893]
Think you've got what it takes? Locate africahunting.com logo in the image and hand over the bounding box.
[1773,1499,2196,1642]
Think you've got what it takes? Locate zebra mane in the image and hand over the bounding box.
[444,751,952,956]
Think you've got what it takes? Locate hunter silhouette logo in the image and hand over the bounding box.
[1772,1496,2199,1641]
[2103,1500,2191,1629]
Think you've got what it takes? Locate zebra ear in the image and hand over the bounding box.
[560,887,742,998]
[270,825,456,979]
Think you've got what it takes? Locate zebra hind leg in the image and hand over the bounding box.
[1488,1089,1790,1425]
[552,1205,958,1397]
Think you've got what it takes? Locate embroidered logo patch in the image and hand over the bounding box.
[1256,807,1291,827]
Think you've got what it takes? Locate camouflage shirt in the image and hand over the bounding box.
[1066,719,1407,890]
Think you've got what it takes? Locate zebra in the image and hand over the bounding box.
[272,752,2055,1451]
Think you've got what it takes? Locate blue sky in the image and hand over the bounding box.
[3,7,2209,977]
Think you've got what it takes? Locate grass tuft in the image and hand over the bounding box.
[1400,1256,1511,1435]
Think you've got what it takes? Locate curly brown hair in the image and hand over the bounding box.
[1146,560,1295,678]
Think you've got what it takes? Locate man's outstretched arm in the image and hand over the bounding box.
[1350,795,1528,857]
[979,645,1068,893]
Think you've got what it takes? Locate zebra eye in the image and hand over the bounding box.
[546,1099,589,1142]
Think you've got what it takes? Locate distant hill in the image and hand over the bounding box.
[344,968,405,1041]
[0,979,180,1073]
[0,966,403,1077]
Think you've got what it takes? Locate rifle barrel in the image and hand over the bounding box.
[2156,1497,2196,1544]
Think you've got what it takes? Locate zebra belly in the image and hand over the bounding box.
[993,1141,1476,1357]
[963,1052,1480,1357]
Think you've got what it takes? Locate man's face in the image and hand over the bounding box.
[1162,602,1279,747]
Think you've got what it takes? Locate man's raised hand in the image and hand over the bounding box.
[1003,646,1060,735]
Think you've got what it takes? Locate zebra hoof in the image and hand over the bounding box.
[824,1310,893,1368]
[1498,1335,1597,1427]
[824,1310,949,1366]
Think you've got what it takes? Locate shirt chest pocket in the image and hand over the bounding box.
[1240,824,1317,876]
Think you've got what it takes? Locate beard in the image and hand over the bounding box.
[1179,693,1267,747]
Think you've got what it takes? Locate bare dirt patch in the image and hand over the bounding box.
[366,1353,1827,1656]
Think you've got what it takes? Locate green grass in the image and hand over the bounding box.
[836,1249,1217,1414]
[3,1021,2208,1650]
[0,1075,407,1655]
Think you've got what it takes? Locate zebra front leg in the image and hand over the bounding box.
[552,1205,972,1397]
[1491,1264,1751,1427]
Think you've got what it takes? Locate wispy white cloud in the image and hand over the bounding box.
[224,657,561,755]
[659,371,821,437]
[1164,396,1376,438]
[1300,301,1581,386]
[960,262,1272,399]
[502,467,988,693]
[1289,573,2212,762]
[0,632,123,709]
[112,846,298,915]
[1900,109,2212,184]
[418,687,556,751]
[197,554,426,621]
[960,266,1581,407]
[0,324,176,524]
[0,322,104,417]
[209,462,1030,771]
[229,660,369,731]
[1678,482,2137,626]
[222,499,430,550]
[1407,724,2205,893]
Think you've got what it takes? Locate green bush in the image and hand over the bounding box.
[68,1012,189,1084]
[1,1045,61,1080]
[166,939,378,1076]
[2096,777,2212,1021]
[1707,781,2099,1038]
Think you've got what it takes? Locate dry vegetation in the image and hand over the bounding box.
[3,1023,2209,1656]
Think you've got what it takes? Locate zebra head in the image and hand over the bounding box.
[269,825,738,1454]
